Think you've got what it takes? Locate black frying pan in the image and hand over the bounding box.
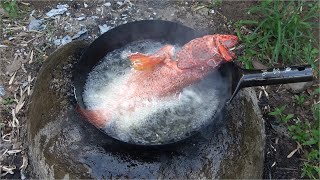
[73,20,313,146]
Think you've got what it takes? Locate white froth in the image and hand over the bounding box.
[83,39,229,145]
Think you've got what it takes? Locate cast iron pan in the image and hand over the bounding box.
[73,20,313,147]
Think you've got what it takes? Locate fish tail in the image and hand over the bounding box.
[128,53,165,71]
[77,105,109,128]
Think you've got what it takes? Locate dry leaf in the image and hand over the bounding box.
[3,40,12,45]
[15,95,26,114]
[6,149,22,155]
[287,148,299,158]
[28,74,31,82]
[27,86,31,96]
[17,32,29,37]
[0,165,16,176]
[193,5,206,11]
[261,86,269,97]
[287,143,302,158]
[11,109,19,127]
[21,64,27,73]
[0,44,9,48]
[28,89,33,96]
[29,50,34,64]
[6,56,22,74]
[15,101,25,114]
[19,86,23,98]
[9,72,17,85]
[2,133,12,142]
[252,60,268,70]
[5,26,24,30]
[20,2,30,6]
[258,91,263,99]
[20,154,28,170]
[43,55,48,61]
[20,85,27,97]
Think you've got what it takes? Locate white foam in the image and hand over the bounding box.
[83,40,229,145]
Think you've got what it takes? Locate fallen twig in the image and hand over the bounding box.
[0,165,16,177]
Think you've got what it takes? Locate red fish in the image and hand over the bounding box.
[79,34,238,128]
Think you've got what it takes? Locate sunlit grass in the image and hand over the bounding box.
[235,0,319,71]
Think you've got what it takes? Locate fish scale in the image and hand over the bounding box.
[176,35,221,69]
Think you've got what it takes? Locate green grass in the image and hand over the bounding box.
[2,97,15,105]
[269,91,320,179]
[235,0,319,70]
[209,0,223,8]
[300,103,320,179]
[0,0,18,19]
[240,1,320,178]
[268,106,294,123]
[293,94,306,106]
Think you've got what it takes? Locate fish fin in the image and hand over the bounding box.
[156,45,175,58]
[165,60,183,72]
[217,39,235,62]
[128,53,165,71]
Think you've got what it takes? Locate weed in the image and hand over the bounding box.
[302,149,320,179]
[300,103,320,179]
[2,97,15,105]
[0,0,18,19]
[312,102,320,121]
[209,0,223,7]
[268,106,294,123]
[235,0,319,69]
[294,94,305,106]
[287,118,318,146]
[312,87,320,96]
[237,2,319,176]
[269,102,320,179]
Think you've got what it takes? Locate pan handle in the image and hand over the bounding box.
[227,65,314,104]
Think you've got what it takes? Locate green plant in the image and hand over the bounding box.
[210,0,223,7]
[312,87,320,96]
[302,149,320,179]
[302,43,319,77]
[272,102,320,179]
[2,97,15,105]
[287,118,318,146]
[235,0,319,69]
[312,102,320,121]
[0,0,18,18]
[250,2,320,177]
[268,106,294,123]
[300,103,320,179]
[294,94,305,106]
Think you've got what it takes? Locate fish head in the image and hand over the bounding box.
[214,34,238,49]
[177,34,238,69]
[211,34,238,62]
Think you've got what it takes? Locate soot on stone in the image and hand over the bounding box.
[27,41,265,179]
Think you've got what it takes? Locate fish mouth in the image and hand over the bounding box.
[218,35,239,49]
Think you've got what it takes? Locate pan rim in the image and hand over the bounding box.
[73,20,232,146]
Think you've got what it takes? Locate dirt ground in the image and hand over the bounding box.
[259,83,319,179]
[0,0,316,179]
